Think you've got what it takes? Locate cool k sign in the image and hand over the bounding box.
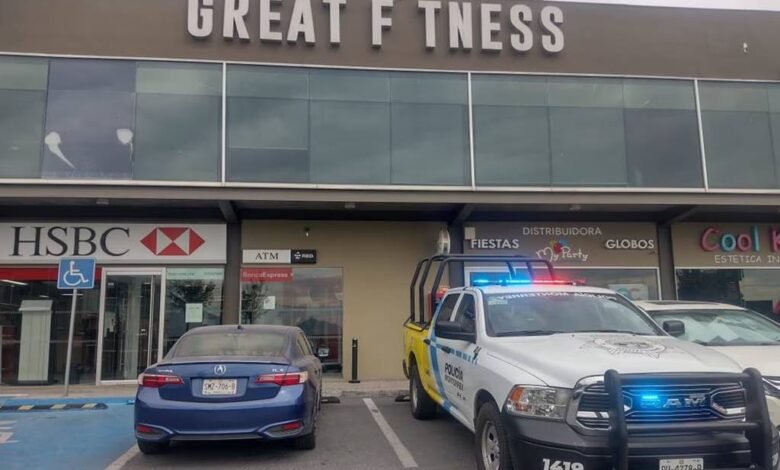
[0,223,226,264]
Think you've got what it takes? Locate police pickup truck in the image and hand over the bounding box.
[402,255,779,470]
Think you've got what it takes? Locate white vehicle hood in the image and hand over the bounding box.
[709,345,780,377]
[489,333,743,388]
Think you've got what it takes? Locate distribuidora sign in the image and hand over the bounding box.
[188,0,565,53]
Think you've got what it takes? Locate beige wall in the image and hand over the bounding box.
[242,220,444,380]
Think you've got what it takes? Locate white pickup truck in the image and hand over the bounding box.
[403,255,779,470]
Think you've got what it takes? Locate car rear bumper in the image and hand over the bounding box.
[501,414,780,470]
[134,384,315,443]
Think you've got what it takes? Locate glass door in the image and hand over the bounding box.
[97,270,164,383]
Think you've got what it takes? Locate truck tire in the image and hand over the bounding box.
[475,401,514,470]
[409,362,437,420]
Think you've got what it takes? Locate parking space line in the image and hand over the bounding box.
[104,444,140,470]
[363,398,418,469]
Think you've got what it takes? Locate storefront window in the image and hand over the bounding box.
[677,269,780,321]
[0,56,48,179]
[163,268,224,355]
[240,267,343,370]
[0,268,100,385]
[226,66,470,186]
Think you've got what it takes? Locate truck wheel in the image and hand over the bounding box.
[475,402,514,470]
[410,363,437,420]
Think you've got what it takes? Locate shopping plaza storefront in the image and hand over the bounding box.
[1,0,780,382]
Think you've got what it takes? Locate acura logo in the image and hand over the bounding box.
[214,364,227,376]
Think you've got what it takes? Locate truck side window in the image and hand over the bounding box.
[453,294,476,334]
[435,294,460,326]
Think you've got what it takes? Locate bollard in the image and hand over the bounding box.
[349,338,360,384]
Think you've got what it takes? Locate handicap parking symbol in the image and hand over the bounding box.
[57,258,96,290]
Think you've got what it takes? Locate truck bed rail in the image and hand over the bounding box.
[604,368,774,470]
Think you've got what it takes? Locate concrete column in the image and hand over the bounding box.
[657,224,677,300]
[222,222,242,324]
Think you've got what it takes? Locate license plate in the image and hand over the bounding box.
[202,379,237,396]
[659,458,704,470]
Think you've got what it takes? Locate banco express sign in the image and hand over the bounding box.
[0,223,226,264]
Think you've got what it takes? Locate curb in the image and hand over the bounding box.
[0,396,135,408]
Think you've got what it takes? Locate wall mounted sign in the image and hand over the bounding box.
[0,223,226,264]
[187,0,565,53]
[242,249,317,265]
[546,0,780,12]
[464,222,658,267]
[673,223,780,267]
[240,267,294,282]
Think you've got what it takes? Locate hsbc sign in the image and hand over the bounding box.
[0,223,226,264]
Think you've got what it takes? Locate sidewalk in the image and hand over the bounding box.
[0,377,407,403]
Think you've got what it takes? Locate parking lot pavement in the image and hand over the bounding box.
[0,399,136,470]
[121,396,476,470]
[1,395,477,470]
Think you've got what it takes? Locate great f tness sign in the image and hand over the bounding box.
[187,0,566,54]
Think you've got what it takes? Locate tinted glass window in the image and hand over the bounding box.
[0,57,48,179]
[173,332,287,357]
[484,292,660,337]
[700,82,777,189]
[651,309,780,346]
[226,66,469,186]
[435,294,461,327]
[133,62,222,181]
[472,75,702,188]
[35,59,221,181]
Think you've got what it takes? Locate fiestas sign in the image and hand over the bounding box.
[0,223,226,264]
[673,223,780,267]
[188,0,565,54]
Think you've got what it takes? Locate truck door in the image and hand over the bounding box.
[434,293,480,421]
[429,293,461,404]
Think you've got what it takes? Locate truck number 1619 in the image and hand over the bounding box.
[542,459,584,470]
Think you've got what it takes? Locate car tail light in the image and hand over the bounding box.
[256,372,308,386]
[138,373,183,388]
[280,421,303,431]
[136,425,161,435]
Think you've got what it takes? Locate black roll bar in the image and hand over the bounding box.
[408,254,556,324]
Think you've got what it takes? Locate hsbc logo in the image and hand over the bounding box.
[2,223,225,264]
[140,227,205,256]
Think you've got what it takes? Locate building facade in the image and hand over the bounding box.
[1,0,780,383]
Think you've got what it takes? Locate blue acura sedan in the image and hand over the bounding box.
[134,325,322,454]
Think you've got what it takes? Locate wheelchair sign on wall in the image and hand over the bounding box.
[57,258,96,290]
[57,258,96,396]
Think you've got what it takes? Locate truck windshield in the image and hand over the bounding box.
[484,292,661,337]
[650,309,780,346]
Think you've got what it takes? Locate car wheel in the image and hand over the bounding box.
[475,401,513,470]
[137,440,169,455]
[292,428,316,450]
[410,362,437,420]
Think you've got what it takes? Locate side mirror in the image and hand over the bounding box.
[436,320,476,343]
[317,347,330,359]
[663,320,686,338]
